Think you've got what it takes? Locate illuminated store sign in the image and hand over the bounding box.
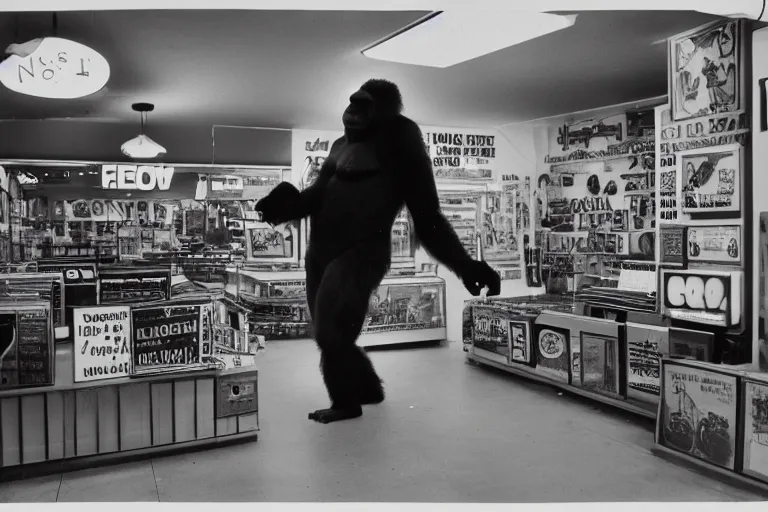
[101,165,174,191]
[0,37,110,99]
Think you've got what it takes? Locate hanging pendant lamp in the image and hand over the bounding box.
[121,102,166,159]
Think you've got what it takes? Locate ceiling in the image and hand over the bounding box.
[0,9,720,131]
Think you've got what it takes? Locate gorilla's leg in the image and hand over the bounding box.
[308,241,389,424]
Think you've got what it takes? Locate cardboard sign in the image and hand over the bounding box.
[0,37,110,99]
[73,306,132,382]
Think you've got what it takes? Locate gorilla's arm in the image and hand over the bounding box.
[391,118,474,276]
[256,138,343,225]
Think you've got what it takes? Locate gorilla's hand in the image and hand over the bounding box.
[460,260,501,297]
[255,182,301,225]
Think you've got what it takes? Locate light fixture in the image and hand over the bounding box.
[121,103,167,159]
[362,11,578,68]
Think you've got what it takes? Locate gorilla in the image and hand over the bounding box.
[256,79,501,424]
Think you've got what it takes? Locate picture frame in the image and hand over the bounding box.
[659,225,687,267]
[244,220,300,265]
[657,359,739,471]
[669,326,715,363]
[508,319,534,366]
[580,332,621,399]
[470,304,511,365]
[626,323,669,404]
[533,323,571,384]
[668,19,742,123]
[678,145,742,214]
[741,376,768,483]
[686,224,742,265]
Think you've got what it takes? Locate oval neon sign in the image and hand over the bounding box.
[0,37,110,99]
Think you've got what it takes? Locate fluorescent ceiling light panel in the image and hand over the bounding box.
[362,11,578,68]
[121,134,167,159]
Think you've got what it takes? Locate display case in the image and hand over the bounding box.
[99,266,172,304]
[225,267,447,346]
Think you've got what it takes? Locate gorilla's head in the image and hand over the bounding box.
[342,79,403,140]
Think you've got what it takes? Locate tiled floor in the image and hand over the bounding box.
[1,340,767,502]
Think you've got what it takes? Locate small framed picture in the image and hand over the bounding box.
[679,145,742,214]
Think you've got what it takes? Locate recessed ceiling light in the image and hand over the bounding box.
[362,11,578,68]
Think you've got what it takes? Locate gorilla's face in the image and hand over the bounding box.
[342,88,375,131]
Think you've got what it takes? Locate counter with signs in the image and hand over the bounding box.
[0,296,261,480]
[463,295,667,419]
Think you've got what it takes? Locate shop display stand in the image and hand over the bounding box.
[465,351,656,419]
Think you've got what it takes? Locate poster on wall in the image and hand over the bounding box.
[73,306,132,382]
[686,225,741,264]
[742,379,768,483]
[626,323,669,403]
[421,129,496,182]
[0,306,53,390]
[658,169,680,222]
[680,146,741,213]
[534,324,570,383]
[131,303,207,376]
[669,19,741,122]
[659,225,686,266]
[660,361,737,470]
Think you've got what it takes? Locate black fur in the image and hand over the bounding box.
[256,79,501,424]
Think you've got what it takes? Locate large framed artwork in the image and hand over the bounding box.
[742,377,768,483]
[686,224,742,265]
[244,220,299,265]
[626,323,669,404]
[659,360,738,470]
[679,146,741,214]
[534,324,570,383]
[669,19,741,122]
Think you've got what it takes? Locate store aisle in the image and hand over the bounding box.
[1,340,766,503]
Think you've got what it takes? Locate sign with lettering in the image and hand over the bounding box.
[661,361,737,470]
[73,306,132,383]
[422,131,496,181]
[101,165,175,191]
[0,37,110,99]
[131,303,204,375]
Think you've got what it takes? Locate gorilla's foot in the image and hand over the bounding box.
[308,405,363,424]
[360,382,385,405]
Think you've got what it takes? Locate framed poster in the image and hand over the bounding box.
[244,220,299,264]
[661,269,742,327]
[508,320,533,366]
[534,324,570,383]
[73,306,132,382]
[659,360,738,470]
[686,225,741,264]
[0,304,54,390]
[131,302,208,376]
[669,327,715,363]
[659,225,686,266]
[364,279,445,335]
[742,378,768,483]
[470,304,510,365]
[679,146,741,214]
[626,323,669,403]
[669,19,741,122]
[580,333,620,398]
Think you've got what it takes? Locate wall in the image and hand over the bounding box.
[0,121,292,166]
